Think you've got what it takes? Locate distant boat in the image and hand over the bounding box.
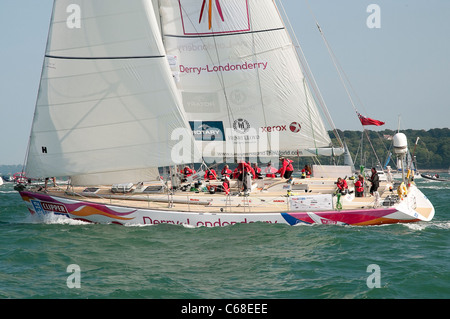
[420,173,449,182]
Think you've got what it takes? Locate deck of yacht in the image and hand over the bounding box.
[34,177,397,214]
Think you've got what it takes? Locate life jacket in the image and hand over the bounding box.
[285,159,294,171]
[278,159,294,176]
[183,167,193,177]
[237,162,255,179]
[204,169,217,180]
[337,179,348,190]
[221,168,232,177]
[355,179,364,193]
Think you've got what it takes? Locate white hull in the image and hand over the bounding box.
[19,180,434,227]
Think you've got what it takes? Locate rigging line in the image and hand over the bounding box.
[210,27,235,129]
[303,78,318,151]
[249,5,272,153]
[304,0,365,116]
[364,129,383,169]
[277,0,343,148]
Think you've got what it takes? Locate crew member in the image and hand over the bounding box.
[277,157,294,180]
[221,165,232,178]
[232,167,240,179]
[183,166,194,178]
[237,160,254,192]
[222,176,230,195]
[354,174,364,197]
[204,168,217,180]
[369,167,379,195]
[252,163,262,179]
[336,177,348,194]
[264,163,277,178]
[301,165,312,178]
[44,177,57,191]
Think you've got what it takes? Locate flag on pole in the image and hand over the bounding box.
[357,113,385,126]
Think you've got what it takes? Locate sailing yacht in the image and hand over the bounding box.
[16,0,434,226]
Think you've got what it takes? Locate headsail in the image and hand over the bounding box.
[25,0,199,182]
[159,0,331,161]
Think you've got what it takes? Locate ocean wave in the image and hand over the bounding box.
[403,220,450,231]
[29,212,91,226]
[417,184,450,190]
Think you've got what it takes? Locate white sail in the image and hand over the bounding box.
[70,167,160,186]
[159,0,331,160]
[25,0,198,181]
[302,147,345,157]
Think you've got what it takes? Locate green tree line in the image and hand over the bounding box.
[327,128,450,170]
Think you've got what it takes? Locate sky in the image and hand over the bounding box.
[0,0,449,165]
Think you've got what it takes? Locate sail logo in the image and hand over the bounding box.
[289,122,301,133]
[189,121,226,141]
[233,118,250,134]
[260,122,301,134]
[179,0,250,35]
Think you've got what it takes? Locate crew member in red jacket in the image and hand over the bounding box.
[252,163,262,179]
[237,161,255,179]
[237,160,254,192]
[221,164,232,178]
[222,176,230,195]
[204,169,217,180]
[336,177,348,194]
[277,157,294,179]
[183,166,194,178]
[264,163,277,178]
[354,175,364,197]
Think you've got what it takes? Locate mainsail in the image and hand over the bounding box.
[160,0,331,160]
[25,0,199,183]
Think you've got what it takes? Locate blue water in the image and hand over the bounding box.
[0,176,449,299]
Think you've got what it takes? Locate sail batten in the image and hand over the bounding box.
[45,54,166,60]
[164,26,286,39]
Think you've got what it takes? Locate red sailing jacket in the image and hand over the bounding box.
[278,159,294,177]
[221,168,232,177]
[204,169,217,180]
[355,179,364,193]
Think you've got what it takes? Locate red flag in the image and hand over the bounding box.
[358,113,385,126]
